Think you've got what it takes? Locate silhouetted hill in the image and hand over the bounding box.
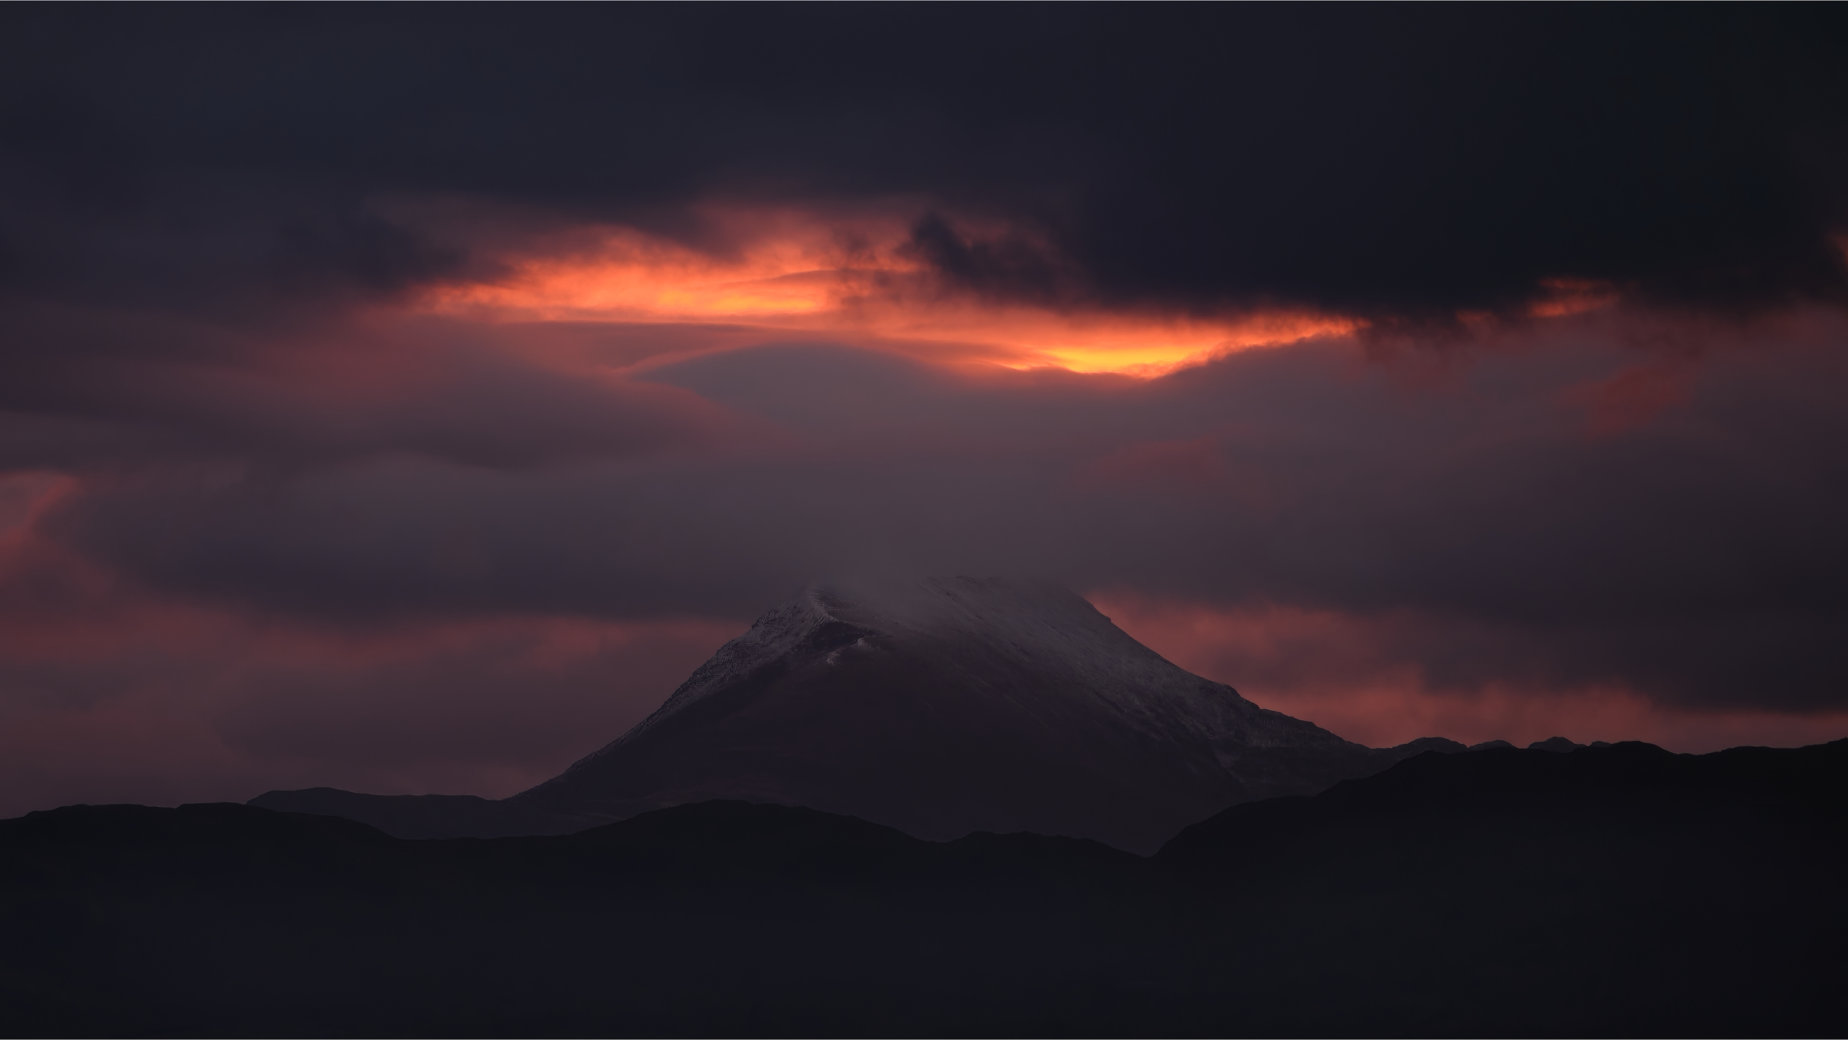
[6,740,1844,1036]
[1155,739,1848,1034]
[248,787,586,839]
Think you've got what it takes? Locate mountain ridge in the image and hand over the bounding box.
[15,738,1848,1035]
[255,577,1464,851]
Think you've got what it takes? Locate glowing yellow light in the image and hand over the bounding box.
[416,213,1358,375]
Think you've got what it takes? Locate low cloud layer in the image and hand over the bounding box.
[5,304,1847,809]
[16,310,1848,672]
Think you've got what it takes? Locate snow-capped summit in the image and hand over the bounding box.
[510,576,1391,852]
[570,575,1242,755]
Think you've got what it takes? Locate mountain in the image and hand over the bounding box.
[13,740,1846,1036]
[254,576,1455,852]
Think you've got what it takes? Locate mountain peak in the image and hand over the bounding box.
[253,577,1448,852]
[811,574,1110,635]
[589,576,1153,756]
[514,575,1391,852]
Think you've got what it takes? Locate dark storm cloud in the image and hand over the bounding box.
[3,6,1848,324]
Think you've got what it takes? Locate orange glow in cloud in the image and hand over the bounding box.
[416,212,1357,375]
[1527,277,1620,319]
[415,210,1633,375]
[430,225,864,321]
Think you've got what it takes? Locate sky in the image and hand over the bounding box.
[4,7,1848,816]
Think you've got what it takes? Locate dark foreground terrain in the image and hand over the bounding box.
[4,741,1845,1037]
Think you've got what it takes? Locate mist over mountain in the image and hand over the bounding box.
[256,577,1458,852]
